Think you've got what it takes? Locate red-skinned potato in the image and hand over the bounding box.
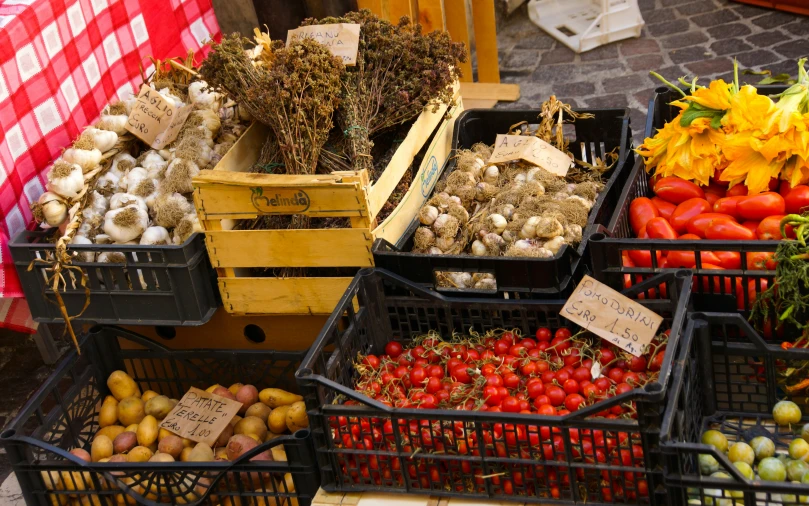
[670,198,711,234]
[629,197,659,235]
[653,177,705,204]
[235,385,259,414]
[212,386,237,401]
[687,213,736,238]
[705,221,756,240]
[737,192,785,221]
[785,185,809,214]
[712,196,746,221]
[651,197,676,221]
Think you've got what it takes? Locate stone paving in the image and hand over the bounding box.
[496,0,809,143]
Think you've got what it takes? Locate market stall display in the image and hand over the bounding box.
[0,326,320,506]
[373,101,633,295]
[296,268,690,504]
[192,13,467,315]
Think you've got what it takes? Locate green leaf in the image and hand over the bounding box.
[759,73,796,85]
[680,102,725,128]
[710,114,724,130]
[743,69,772,76]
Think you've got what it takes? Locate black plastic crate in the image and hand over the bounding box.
[295,268,691,505]
[372,107,634,297]
[11,229,217,325]
[661,312,809,506]
[0,325,319,506]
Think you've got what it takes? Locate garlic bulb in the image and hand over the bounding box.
[447,272,473,288]
[483,166,499,184]
[433,214,459,238]
[535,217,565,239]
[427,247,443,255]
[97,114,128,134]
[157,88,184,108]
[448,195,463,206]
[544,236,566,255]
[36,192,68,226]
[98,252,126,263]
[472,240,487,257]
[95,234,112,244]
[486,214,507,235]
[110,193,147,213]
[511,239,534,253]
[419,206,439,226]
[520,216,540,239]
[158,148,174,162]
[86,191,108,216]
[237,105,252,123]
[96,171,120,194]
[140,151,168,179]
[48,162,84,199]
[474,278,497,290]
[526,168,541,182]
[140,226,170,245]
[119,167,148,193]
[566,183,577,193]
[513,173,526,186]
[193,109,222,134]
[501,204,515,220]
[436,236,455,251]
[70,235,95,262]
[188,81,222,111]
[163,159,200,194]
[123,96,138,114]
[414,227,436,249]
[110,153,137,178]
[567,195,594,210]
[482,233,505,253]
[154,193,193,228]
[564,224,583,244]
[502,230,517,243]
[131,178,158,209]
[62,147,102,172]
[85,127,117,152]
[103,206,148,243]
[172,213,203,245]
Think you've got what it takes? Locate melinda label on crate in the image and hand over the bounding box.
[159,387,242,446]
[125,84,193,149]
[560,275,663,358]
[488,134,573,177]
[286,23,361,65]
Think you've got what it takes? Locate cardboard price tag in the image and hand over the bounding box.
[125,85,192,149]
[560,275,664,357]
[286,23,361,65]
[159,387,242,446]
[488,134,573,177]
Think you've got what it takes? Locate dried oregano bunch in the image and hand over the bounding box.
[201,35,344,175]
[304,10,467,174]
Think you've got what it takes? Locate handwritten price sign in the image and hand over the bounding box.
[125,85,192,149]
[159,387,242,446]
[560,275,663,357]
[287,23,361,65]
[488,134,573,177]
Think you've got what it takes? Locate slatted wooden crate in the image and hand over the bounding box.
[192,85,463,315]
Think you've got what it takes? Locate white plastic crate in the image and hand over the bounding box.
[527,0,645,53]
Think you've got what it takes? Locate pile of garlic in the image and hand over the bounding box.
[411,143,605,289]
[35,80,250,262]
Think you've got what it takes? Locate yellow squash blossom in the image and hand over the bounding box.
[682,79,733,111]
[722,85,774,134]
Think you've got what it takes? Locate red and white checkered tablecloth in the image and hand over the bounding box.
[0,0,221,332]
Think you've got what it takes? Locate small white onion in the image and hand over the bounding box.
[544,236,566,254]
[486,214,507,235]
[520,216,540,239]
[471,240,487,256]
[427,247,443,255]
[483,166,499,184]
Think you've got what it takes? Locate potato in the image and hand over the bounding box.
[117,397,145,426]
[144,395,174,419]
[246,433,261,442]
[148,442,158,454]
[107,371,140,401]
[245,403,272,422]
[234,416,268,441]
[285,401,308,432]
[214,447,229,461]
[181,437,195,448]
[271,445,287,462]
[228,383,244,396]
[61,470,92,493]
[230,415,242,427]
[266,432,284,443]
[226,434,258,461]
[212,386,237,401]
[137,415,158,447]
[126,446,153,462]
[215,423,234,448]
[77,495,104,506]
[125,424,139,433]
[140,390,158,402]
[187,442,214,462]
[179,447,194,462]
[268,406,291,434]
[108,454,127,463]
[236,385,259,414]
[157,435,184,458]
[41,470,62,491]
[69,448,92,463]
[99,397,118,428]
[205,384,221,393]
[158,428,173,442]
[259,388,302,408]
[113,431,137,454]
[149,453,175,463]
[96,425,125,442]
[91,436,113,462]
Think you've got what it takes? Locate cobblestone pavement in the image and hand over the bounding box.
[496,0,809,143]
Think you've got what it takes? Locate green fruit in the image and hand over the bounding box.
[733,461,754,480]
[759,457,787,481]
[792,439,809,462]
[773,400,802,426]
[787,459,809,481]
[710,472,743,499]
[699,453,721,475]
[802,423,809,442]
[702,430,729,452]
[803,472,809,485]
[728,442,755,465]
[751,436,776,461]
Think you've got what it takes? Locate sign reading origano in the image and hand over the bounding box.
[251,187,311,214]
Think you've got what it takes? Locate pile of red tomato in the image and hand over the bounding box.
[325,328,668,500]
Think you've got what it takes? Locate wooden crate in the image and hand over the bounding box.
[193,86,463,315]
[312,489,526,506]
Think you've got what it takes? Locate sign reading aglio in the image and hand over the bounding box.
[125,85,192,149]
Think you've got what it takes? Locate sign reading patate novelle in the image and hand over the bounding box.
[159,387,242,446]
[560,275,664,357]
[487,134,573,177]
[125,85,192,149]
[286,23,361,65]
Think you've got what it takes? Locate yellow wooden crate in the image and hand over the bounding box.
[193,86,463,316]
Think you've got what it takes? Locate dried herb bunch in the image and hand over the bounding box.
[201,35,344,175]
[304,10,467,174]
